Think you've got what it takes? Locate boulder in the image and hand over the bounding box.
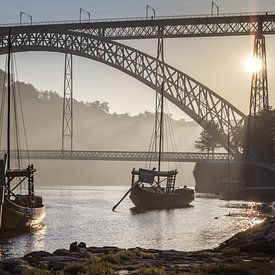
[69,242,78,252]
[1,258,29,272]
[53,249,72,256]
[78,242,86,249]
[24,250,53,265]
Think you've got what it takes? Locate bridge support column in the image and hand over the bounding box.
[61,54,73,151]
[249,33,269,116]
[244,31,273,165]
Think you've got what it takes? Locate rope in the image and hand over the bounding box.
[14,54,31,165]
[0,56,8,150]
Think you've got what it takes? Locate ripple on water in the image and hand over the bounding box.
[0,186,273,258]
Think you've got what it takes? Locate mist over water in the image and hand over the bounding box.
[0,186,272,258]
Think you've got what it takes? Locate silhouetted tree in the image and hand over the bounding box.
[195,127,221,155]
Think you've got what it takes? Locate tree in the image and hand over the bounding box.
[195,127,221,155]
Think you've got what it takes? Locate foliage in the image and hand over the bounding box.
[194,123,221,154]
[63,257,116,275]
[137,266,166,275]
[85,100,110,113]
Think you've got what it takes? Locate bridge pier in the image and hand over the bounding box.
[241,29,275,188]
[61,53,73,151]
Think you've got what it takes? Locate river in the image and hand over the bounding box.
[0,186,274,258]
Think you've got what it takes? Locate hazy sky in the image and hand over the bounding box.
[1,0,275,120]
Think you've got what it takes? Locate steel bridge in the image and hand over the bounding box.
[6,150,232,162]
[0,12,274,161]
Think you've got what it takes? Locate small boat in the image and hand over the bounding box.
[127,81,194,210]
[129,168,194,209]
[0,28,45,234]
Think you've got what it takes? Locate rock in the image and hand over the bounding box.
[1,258,29,271]
[13,263,35,273]
[69,242,78,252]
[78,242,86,249]
[53,249,72,256]
[42,255,86,271]
[87,246,120,253]
[0,269,9,275]
[24,250,53,265]
[240,239,270,254]
[265,232,275,254]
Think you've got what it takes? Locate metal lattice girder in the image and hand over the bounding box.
[0,30,245,156]
[62,53,73,151]
[77,14,275,39]
[4,149,234,162]
[1,13,275,39]
[249,34,269,116]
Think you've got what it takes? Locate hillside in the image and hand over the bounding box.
[0,69,201,186]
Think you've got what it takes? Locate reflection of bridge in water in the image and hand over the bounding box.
[0,12,274,166]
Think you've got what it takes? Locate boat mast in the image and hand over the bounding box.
[6,28,11,195]
[7,28,11,173]
[157,83,164,178]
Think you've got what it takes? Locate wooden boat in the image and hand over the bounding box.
[0,28,45,234]
[130,168,194,209]
[127,81,194,210]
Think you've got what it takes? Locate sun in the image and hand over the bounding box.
[244,56,262,73]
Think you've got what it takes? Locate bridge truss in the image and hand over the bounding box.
[6,150,233,162]
[2,13,275,39]
[1,13,274,159]
[0,28,245,156]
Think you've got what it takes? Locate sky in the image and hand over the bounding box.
[1,0,275,120]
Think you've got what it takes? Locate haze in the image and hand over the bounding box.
[1,0,275,186]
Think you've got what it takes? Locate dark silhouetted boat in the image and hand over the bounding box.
[129,168,194,209]
[112,83,194,211]
[0,28,45,234]
[129,82,194,210]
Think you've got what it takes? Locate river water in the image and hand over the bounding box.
[0,186,274,258]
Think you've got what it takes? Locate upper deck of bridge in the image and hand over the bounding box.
[1,11,275,38]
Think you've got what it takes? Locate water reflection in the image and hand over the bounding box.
[0,224,46,259]
[223,201,272,231]
[130,205,193,215]
[1,187,274,258]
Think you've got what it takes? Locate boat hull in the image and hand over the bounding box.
[0,197,45,233]
[130,185,194,210]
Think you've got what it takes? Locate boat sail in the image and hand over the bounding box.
[112,83,194,211]
[0,28,45,234]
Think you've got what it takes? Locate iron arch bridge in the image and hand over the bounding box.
[0,29,245,156]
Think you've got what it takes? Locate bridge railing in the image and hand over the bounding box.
[1,11,275,27]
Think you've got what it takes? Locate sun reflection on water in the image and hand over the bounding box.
[224,201,272,231]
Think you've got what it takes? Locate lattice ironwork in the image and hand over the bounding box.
[61,53,73,151]
[249,34,269,116]
[0,30,245,156]
[4,149,234,162]
[1,14,275,40]
[73,14,275,39]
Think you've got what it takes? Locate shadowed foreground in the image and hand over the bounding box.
[1,217,275,274]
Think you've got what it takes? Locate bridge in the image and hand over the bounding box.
[0,12,274,164]
[6,150,233,162]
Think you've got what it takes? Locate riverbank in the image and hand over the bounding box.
[1,216,275,274]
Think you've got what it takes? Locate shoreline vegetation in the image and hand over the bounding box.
[1,216,274,274]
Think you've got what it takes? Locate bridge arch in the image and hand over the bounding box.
[0,29,245,156]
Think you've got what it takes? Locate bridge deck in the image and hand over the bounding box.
[1,12,275,38]
[3,150,233,162]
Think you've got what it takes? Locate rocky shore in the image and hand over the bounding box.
[1,217,275,274]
